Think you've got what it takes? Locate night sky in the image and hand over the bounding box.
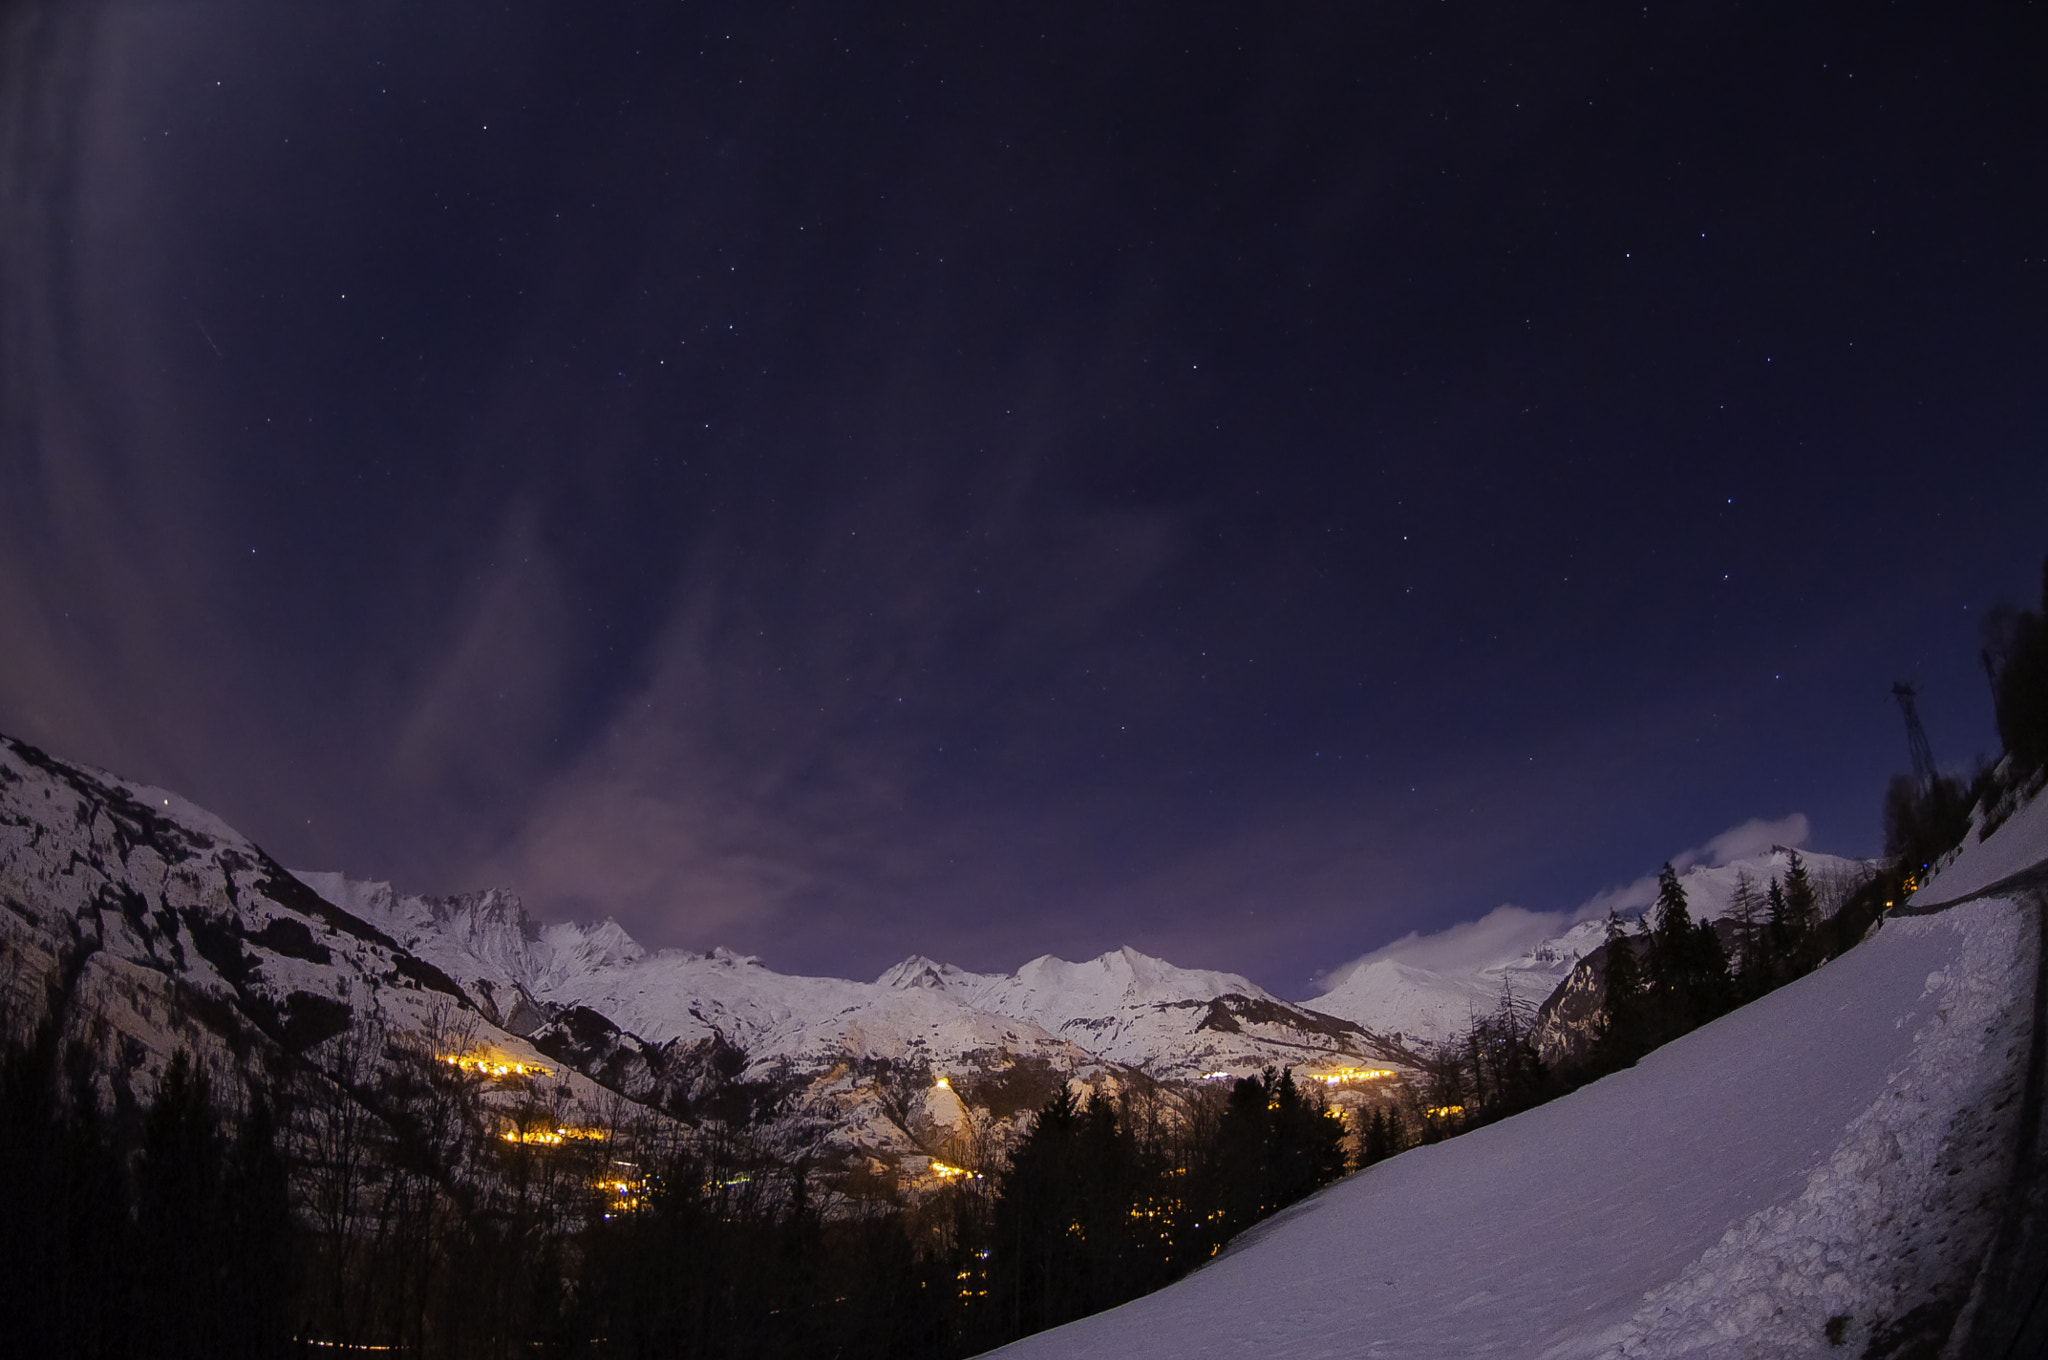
[3,2,2044,994]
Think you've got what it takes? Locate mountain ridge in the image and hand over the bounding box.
[292,869,1421,1087]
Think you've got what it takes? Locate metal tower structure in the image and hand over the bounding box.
[1892,681,1939,790]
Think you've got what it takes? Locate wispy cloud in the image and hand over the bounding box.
[1318,904,1569,990]
[1566,813,1812,925]
[459,455,1199,961]
[1697,813,1810,869]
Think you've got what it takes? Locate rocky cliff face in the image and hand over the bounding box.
[1531,918,1756,1068]
[1532,943,1618,1068]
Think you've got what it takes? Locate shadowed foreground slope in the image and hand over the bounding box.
[986,808,2048,1358]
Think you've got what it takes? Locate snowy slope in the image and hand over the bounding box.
[1303,955,1514,1044]
[1308,847,1868,1046]
[1912,780,2048,906]
[986,815,2045,1358]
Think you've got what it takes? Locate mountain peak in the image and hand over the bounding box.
[575,917,646,968]
[877,954,956,990]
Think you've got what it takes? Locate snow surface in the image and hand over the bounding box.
[986,825,2045,1357]
[1301,955,1503,1045]
[1911,781,2048,907]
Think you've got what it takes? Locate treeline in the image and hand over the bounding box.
[1587,852,1889,1074]
[0,946,1350,1359]
[0,952,632,1359]
[985,1068,1347,1339]
[0,956,295,1360]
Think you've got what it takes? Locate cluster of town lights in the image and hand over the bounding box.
[1314,1067,1394,1085]
[501,1124,608,1145]
[503,1127,566,1145]
[1203,1067,1393,1084]
[441,1053,547,1079]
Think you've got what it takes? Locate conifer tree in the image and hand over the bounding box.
[1216,1074,1271,1227]
[1267,1069,1348,1203]
[1783,852,1819,939]
[1764,876,1791,984]
[1594,909,1646,1069]
[131,1049,293,1360]
[1648,863,1695,1031]
[1653,862,1693,938]
[1362,1108,1391,1165]
[1689,916,1733,1023]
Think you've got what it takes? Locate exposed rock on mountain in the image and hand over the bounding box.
[0,734,618,1137]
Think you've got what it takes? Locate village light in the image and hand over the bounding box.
[440,1051,549,1079]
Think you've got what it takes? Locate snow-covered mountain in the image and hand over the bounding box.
[295,873,1419,1101]
[0,734,627,1132]
[1306,847,1871,1047]
[299,871,1104,1083]
[876,944,1416,1079]
[1305,954,1544,1046]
